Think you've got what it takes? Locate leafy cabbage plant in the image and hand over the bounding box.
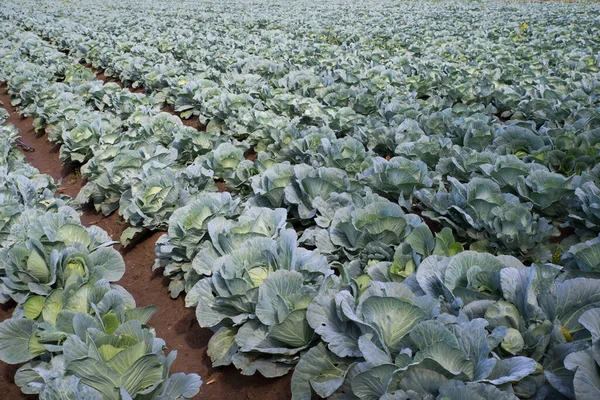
[0,112,70,248]
[77,145,179,216]
[571,181,600,231]
[293,276,537,399]
[185,228,332,377]
[358,156,432,202]
[564,308,600,399]
[0,209,201,399]
[154,192,241,298]
[284,164,354,221]
[119,162,216,244]
[0,207,124,303]
[328,196,422,261]
[5,301,201,399]
[416,178,557,261]
[515,170,580,218]
[561,236,600,277]
[250,162,295,208]
[366,225,464,283]
[489,267,600,397]
[185,207,290,288]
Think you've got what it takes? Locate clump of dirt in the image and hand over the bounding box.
[245,147,257,161]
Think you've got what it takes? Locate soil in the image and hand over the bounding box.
[0,85,292,398]
[96,72,125,89]
[161,103,205,131]
[244,147,258,161]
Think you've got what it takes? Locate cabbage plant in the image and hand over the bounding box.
[571,181,600,230]
[186,229,331,377]
[416,178,557,260]
[284,164,354,221]
[12,316,201,399]
[78,145,178,216]
[154,192,241,298]
[515,170,580,218]
[293,277,537,399]
[564,308,600,399]
[562,236,600,276]
[0,208,124,303]
[119,162,216,243]
[358,156,432,202]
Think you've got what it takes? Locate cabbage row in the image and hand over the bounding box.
[0,104,201,398]
[0,22,225,245]
[2,0,600,399]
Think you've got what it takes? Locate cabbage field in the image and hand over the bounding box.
[1,0,600,398]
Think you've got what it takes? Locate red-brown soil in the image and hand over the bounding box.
[0,85,291,399]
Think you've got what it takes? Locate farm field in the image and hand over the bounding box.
[1,0,600,399]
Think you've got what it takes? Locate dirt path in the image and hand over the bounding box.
[0,86,291,399]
